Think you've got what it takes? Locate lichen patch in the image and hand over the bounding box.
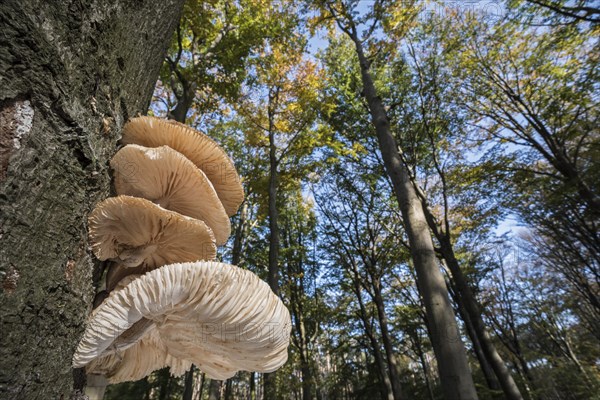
[0,98,34,181]
[65,260,76,283]
[12,101,34,149]
[1,265,20,295]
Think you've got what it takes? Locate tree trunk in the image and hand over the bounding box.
[182,365,195,400]
[264,104,280,398]
[411,328,436,400]
[372,280,405,400]
[349,263,394,400]
[231,200,248,266]
[434,231,523,400]
[158,368,173,400]
[249,372,256,400]
[267,122,280,297]
[0,1,184,399]
[347,29,479,400]
[290,281,315,400]
[168,79,194,123]
[224,378,233,400]
[298,311,315,400]
[198,373,206,400]
[455,289,501,392]
[208,379,222,400]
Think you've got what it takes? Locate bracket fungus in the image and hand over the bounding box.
[111,144,231,245]
[77,117,289,397]
[74,262,291,383]
[122,116,244,216]
[88,195,216,268]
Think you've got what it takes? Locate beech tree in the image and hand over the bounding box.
[445,2,599,339]
[0,1,184,398]
[235,33,326,397]
[317,163,410,400]
[154,0,284,123]
[312,1,479,398]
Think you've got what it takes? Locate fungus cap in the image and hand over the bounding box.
[73,262,291,380]
[88,196,216,269]
[87,326,192,383]
[111,144,231,245]
[122,117,244,216]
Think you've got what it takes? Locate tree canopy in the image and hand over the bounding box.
[105,1,599,399]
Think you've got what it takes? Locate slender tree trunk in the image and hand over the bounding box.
[411,328,435,400]
[0,1,184,399]
[456,290,501,392]
[158,368,173,400]
[349,263,394,400]
[224,378,233,400]
[372,281,405,400]
[287,246,315,400]
[301,363,314,400]
[208,379,222,400]
[445,275,501,392]
[513,363,535,400]
[515,355,535,392]
[249,372,256,400]
[363,325,394,400]
[198,373,206,400]
[168,79,194,123]
[264,103,280,398]
[347,29,478,400]
[267,125,280,297]
[429,222,523,399]
[231,200,248,266]
[183,365,196,400]
[292,298,315,400]
[143,377,152,400]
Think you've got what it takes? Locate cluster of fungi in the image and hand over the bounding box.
[72,117,291,387]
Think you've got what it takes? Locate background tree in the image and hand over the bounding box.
[312,1,479,398]
[444,2,599,340]
[316,162,411,400]
[235,32,327,396]
[154,0,284,123]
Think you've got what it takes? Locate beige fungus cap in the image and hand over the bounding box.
[87,325,192,384]
[111,144,231,245]
[73,262,291,381]
[88,196,216,269]
[122,116,244,216]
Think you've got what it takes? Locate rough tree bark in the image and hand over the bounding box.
[0,0,184,398]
